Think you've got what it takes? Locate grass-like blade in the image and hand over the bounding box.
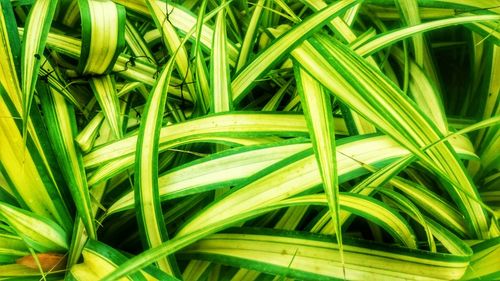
[37,64,96,239]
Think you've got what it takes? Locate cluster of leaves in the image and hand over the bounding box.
[0,0,499,280]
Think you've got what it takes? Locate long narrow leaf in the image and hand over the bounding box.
[232,0,360,102]
[0,202,68,252]
[134,58,180,275]
[37,63,96,239]
[181,231,466,280]
[294,64,345,275]
[211,2,232,113]
[89,75,123,139]
[20,0,58,135]
[292,36,490,238]
[77,0,126,75]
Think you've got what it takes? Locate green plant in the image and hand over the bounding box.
[0,0,499,280]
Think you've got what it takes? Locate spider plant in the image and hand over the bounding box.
[0,0,499,280]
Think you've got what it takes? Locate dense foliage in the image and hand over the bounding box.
[0,0,499,280]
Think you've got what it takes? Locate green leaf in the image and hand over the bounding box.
[211,1,233,113]
[86,136,280,186]
[37,67,96,239]
[77,0,126,75]
[236,0,265,71]
[106,139,311,216]
[232,0,360,102]
[0,233,29,263]
[356,14,500,57]
[0,0,22,110]
[83,112,310,168]
[294,64,345,274]
[0,202,68,252]
[462,237,500,280]
[75,112,104,153]
[68,240,147,281]
[181,230,466,280]
[134,58,179,275]
[145,0,196,102]
[0,86,72,230]
[293,36,490,238]
[20,0,58,135]
[89,75,123,139]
